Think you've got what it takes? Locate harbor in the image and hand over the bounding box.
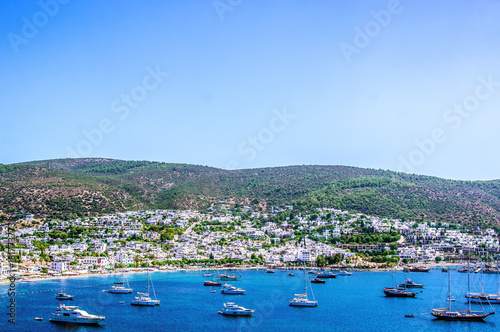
[1,268,499,331]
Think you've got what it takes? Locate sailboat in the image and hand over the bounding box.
[218,270,241,281]
[431,263,495,321]
[108,252,132,294]
[289,264,317,307]
[131,264,160,306]
[466,259,500,304]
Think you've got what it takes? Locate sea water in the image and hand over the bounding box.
[1,269,499,331]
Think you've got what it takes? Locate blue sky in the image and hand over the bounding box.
[1,0,500,180]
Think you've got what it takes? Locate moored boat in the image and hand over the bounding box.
[221,283,246,295]
[55,290,74,300]
[316,271,337,279]
[398,278,425,288]
[311,278,325,284]
[204,280,222,286]
[218,302,254,316]
[409,266,430,272]
[49,304,105,325]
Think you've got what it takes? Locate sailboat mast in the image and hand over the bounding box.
[448,269,452,311]
[467,259,471,312]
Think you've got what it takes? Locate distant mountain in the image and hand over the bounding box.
[1,158,499,228]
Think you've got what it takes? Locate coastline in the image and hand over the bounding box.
[0,261,460,285]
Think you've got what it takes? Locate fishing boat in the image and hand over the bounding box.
[290,264,317,307]
[409,266,430,272]
[316,271,337,279]
[131,265,160,306]
[431,264,495,321]
[221,283,246,295]
[49,304,105,326]
[55,290,74,300]
[218,302,255,316]
[310,278,325,284]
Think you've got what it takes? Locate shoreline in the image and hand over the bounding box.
[0,262,460,285]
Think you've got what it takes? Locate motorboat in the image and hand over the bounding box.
[204,280,222,286]
[219,271,242,281]
[49,304,105,325]
[398,278,425,288]
[288,273,294,276]
[409,266,430,272]
[316,271,337,279]
[337,270,352,276]
[383,288,419,297]
[55,290,74,300]
[34,317,43,321]
[221,283,246,295]
[266,269,275,273]
[310,278,325,284]
[203,272,214,277]
[218,302,255,316]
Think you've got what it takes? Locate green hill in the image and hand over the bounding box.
[0,158,498,228]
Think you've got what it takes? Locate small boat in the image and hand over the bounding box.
[288,273,294,276]
[398,278,425,288]
[218,271,242,281]
[405,314,415,318]
[49,304,105,326]
[280,269,287,272]
[55,290,74,300]
[221,283,246,295]
[310,278,325,284]
[203,272,214,277]
[210,290,216,293]
[266,269,275,273]
[218,302,255,316]
[441,267,449,272]
[204,280,222,286]
[34,317,43,321]
[316,271,337,279]
[337,270,352,276]
[119,301,125,304]
[308,271,317,274]
[409,266,430,272]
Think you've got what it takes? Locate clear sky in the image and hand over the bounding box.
[1,0,500,180]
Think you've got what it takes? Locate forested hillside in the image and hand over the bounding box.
[0,158,497,228]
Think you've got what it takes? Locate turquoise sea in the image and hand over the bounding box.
[1,269,499,331]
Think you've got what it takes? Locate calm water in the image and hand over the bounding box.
[1,269,499,331]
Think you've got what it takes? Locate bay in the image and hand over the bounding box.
[1,269,499,331]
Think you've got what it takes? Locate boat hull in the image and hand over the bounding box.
[50,317,104,325]
[431,312,495,321]
[289,301,318,307]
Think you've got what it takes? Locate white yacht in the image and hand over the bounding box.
[218,302,255,316]
[337,270,352,276]
[49,304,105,326]
[290,264,318,307]
[131,292,160,306]
[289,293,318,307]
[131,264,160,306]
[221,283,246,295]
[108,282,133,294]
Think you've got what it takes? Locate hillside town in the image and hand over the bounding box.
[1,206,499,280]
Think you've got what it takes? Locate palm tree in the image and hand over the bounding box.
[134,255,142,268]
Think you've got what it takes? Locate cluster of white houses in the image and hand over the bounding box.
[1,207,499,276]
